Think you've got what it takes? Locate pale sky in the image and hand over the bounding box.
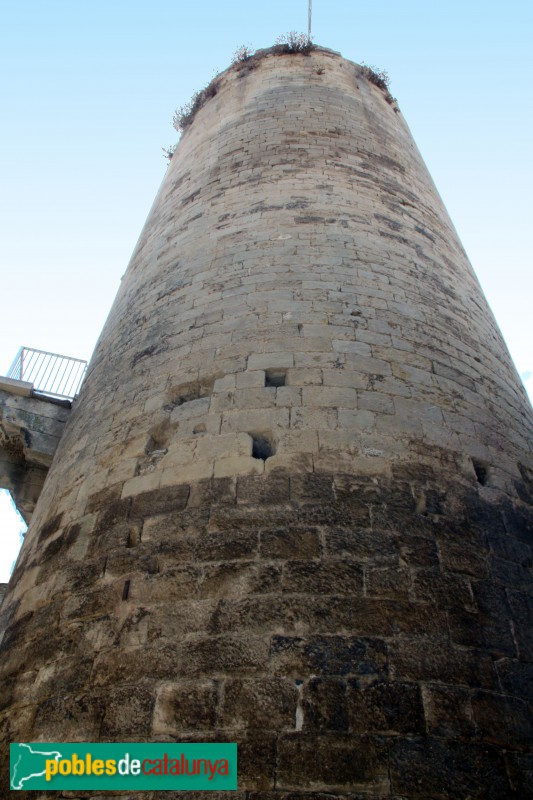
[0,0,531,580]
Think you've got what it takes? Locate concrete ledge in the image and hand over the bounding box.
[0,387,72,521]
[0,376,33,397]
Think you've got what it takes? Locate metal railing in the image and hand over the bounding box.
[7,347,87,400]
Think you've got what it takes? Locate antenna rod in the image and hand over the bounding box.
[308,0,312,40]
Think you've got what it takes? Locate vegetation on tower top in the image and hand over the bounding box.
[169,41,398,143]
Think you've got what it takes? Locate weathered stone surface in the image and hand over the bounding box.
[220,677,298,731]
[153,680,218,734]
[347,680,425,735]
[389,737,510,798]
[1,45,532,800]
[277,733,390,792]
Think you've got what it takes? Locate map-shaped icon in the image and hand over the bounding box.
[10,743,63,790]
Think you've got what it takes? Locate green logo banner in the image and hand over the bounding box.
[10,742,237,791]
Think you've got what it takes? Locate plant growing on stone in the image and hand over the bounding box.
[162,144,177,161]
[275,31,314,54]
[360,63,399,111]
[173,78,221,133]
[360,63,390,91]
[232,44,254,63]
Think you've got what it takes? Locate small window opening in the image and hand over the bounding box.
[265,369,286,388]
[472,459,489,486]
[126,529,138,548]
[251,433,275,461]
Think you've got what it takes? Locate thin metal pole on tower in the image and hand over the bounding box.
[308,0,312,40]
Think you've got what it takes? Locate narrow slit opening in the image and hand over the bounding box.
[472,458,489,486]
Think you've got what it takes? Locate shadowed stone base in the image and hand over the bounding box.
[1,466,532,798]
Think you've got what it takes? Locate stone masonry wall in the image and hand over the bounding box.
[1,47,532,798]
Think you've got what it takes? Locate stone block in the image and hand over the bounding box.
[214,455,264,479]
[391,362,432,386]
[332,339,372,355]
[275,386,302,407]
[86,483,123,513]
[366,565,411,599]
[196,432,252,461]
[389,737,510,798]
[170,396,210,423]
[248,353,294,370]
[357,392,394,414]
[318,429,360,452]
[196,529,258,562]
[94,493,131,534]
[411,568,474,611]
[389,637,497,688]
[199,561,259,599]
[260,528,321,560]
[277,430,319,453]
[290,407,337,430]
[121,471,161,499]
[152,681,218,734]
[214,374,236,392]
[338,408,375,431]
[100,685,155,737]
[343,354,392,376]
[269,635,388,681]
[220,678,298,730]
[282,560,364,595]
[160,439,198,468]
[130,484,190,518]
[316,451,390,477]
[92,643,180,687]
[286,368,322,386]
[471,690,533,748]
[236,370,265,388]
[236,473,290,504]
[143,392,168,413]
[303,386,358,409]
[348,681,425,735]
[220,408,290,434]
[301,677,348,731]
[161,459,214,485]
[234,387,277,409]
[495,658,533,702]
[179,635,269,676]
[138,565,200,603]
[235,730,277,790]
[277,733,390,792]
[210,390,235,412]
[33,692,104,741]
[322,369,368,389]
[265,453,314,473]
[421,684,476,739]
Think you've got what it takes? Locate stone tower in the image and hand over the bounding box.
[1,46,532,798]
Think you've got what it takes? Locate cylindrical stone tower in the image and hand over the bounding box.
[2,46,533,798]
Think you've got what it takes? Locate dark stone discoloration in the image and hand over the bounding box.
[131,484,190,518]
[1,470,532,796]
[389,737,510,798]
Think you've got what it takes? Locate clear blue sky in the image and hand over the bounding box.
[1,0,531,580]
